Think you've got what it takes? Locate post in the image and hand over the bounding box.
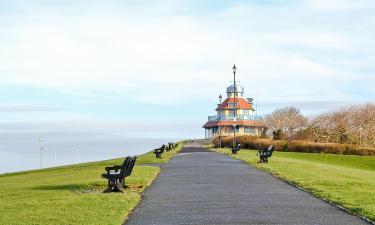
[219,94,222,148]
[72,144,76,164]
[232,64,237,150]
[39,139,43,169]
[54,149,57,167]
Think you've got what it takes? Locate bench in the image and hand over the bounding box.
[232,144,242,154]
[102,156,137,192]
[166,142,175,151]
[153,145,166,158]
[258,145,274,163]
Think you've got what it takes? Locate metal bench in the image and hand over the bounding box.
[232,144,242,154]
[101,156,137,192]
[153,145,166,158]
[258,145,274,163]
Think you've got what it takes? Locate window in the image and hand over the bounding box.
[228,102,238,108]
[228,126,240,133]
[244,126,256,134]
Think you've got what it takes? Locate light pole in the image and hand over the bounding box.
[232,64,237,151]
[39,138,44,169]
[54,149,57,167]
[218,94,222,148]
[72,144,77,164]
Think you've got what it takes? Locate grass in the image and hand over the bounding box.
[0,143,183,225]
[211,147,375,222]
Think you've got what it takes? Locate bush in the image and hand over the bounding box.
[211,136,375,156]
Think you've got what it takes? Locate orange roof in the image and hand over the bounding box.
[203,120,265,128]
[216,98,254,110]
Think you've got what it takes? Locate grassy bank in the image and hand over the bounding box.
[0,143,182,225]
[211,147,375,222]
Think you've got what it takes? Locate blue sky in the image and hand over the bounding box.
[0,0,374,139]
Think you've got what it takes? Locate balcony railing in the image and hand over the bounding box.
[208,114,262,122]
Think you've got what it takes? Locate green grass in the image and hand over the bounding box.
[0,143,183,225]
[211,147,375,222]
[136,145,183,165]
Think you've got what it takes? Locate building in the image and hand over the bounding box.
[203,84,265,139]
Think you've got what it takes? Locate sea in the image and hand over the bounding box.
[0,135,180,174]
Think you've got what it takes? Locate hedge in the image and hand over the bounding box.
[213,136,375,156]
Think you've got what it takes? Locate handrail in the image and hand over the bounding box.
[208,114,262,121]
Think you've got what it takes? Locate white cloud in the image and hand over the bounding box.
[0,1,373,107]
[0,104,62,112]
[306,0,375,12]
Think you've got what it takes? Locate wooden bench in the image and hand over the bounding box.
[153,145,166,158]
[166,142,175,151]
[101,156,137,192]
[232,144,242,154]
[258,145,274,163]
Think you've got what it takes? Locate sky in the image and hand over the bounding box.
[0,0,374,140]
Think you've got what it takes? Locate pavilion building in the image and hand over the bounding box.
[203,84,265,139]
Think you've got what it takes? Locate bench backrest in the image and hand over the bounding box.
[267,145,275,156]
[161,144,166,152]
[124,156,137,177]
[117,156,131,177]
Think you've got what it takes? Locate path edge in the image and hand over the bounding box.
[122,144,185,224]
[209,148,375,225]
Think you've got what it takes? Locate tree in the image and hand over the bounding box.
[307,103,375,146]
[264,106,307,140]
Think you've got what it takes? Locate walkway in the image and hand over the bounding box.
[125,141,370,225]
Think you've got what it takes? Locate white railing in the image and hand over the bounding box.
[208,114,262,122]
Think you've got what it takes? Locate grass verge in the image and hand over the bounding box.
[0,143,183,225]
[211,147,375,222]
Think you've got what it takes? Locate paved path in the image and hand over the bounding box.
[125,141,370,225]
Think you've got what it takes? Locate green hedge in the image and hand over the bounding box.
[213,136,375,156]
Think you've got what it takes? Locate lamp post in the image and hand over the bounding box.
[54,149,57,167]
[218,94,222,148]
[72,144,77,164]
[232,64,237,151]
[39,138,44,169]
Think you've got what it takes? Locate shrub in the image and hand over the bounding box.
[211,136,375,156]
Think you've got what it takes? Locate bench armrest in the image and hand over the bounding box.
[105,165,121,171]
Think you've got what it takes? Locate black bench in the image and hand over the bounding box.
[166,142,175,151]
[101,156,137,192]
[232,144,242,154]
[153,145,166,158]
[258,145,274,163]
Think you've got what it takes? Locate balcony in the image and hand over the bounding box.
[208,114,262,122]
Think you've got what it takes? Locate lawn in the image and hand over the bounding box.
[0,143,183,225]
[211,147,375,222]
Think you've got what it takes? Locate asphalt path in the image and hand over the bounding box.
[125,141,370,225]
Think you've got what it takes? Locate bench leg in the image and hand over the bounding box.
[106,179,122,192]
[117,178,124,189]
[108,179,117,191]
